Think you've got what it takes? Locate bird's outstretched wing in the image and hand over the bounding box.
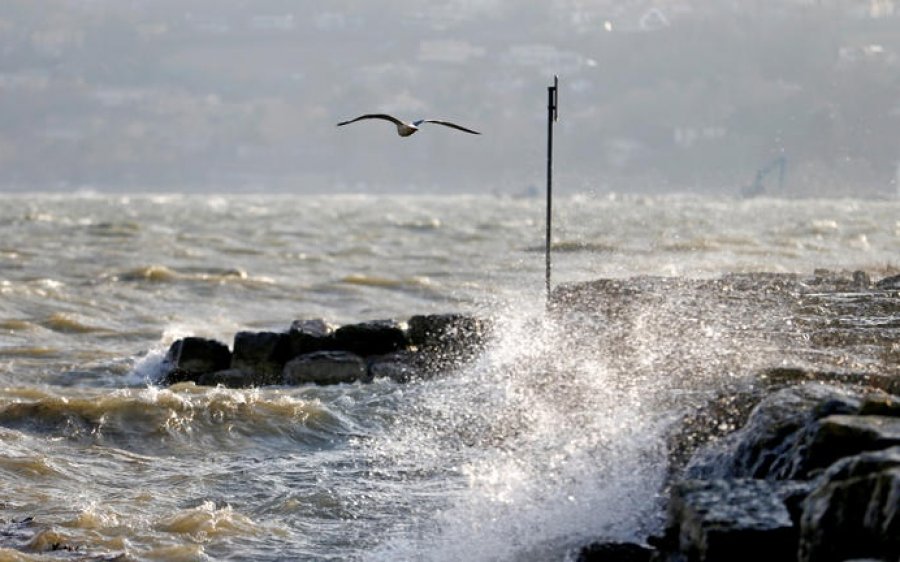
[337,114,405,127]
[415,119,481,135]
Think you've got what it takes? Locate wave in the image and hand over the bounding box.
[156,501,260,538]
[341,273,434,289]
[41,313,109,334]
[0,347,61,359]
[86,221,140,238]
[0,455,63,478]
[0,320,36,332]
[107,265,272,287]
[0,386,352,453]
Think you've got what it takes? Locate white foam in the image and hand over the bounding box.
[366,304,671,561]
[123,348,169,386]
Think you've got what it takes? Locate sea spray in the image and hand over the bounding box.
[364,302,672,561]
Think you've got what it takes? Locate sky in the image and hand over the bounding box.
[0,0,898,196]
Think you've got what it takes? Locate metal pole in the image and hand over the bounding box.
[546,75,558,303]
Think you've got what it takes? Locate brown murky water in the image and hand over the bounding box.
[0,193,897,560]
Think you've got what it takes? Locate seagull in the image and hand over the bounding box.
[336,114,481,137]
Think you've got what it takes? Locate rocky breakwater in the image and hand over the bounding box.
[578,383,900,562]
[565,271,900,562]
[160,314,487,387]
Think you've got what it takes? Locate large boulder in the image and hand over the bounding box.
[283,351,368,386]
[859,394,900,416]
[230,331,292,385]
[407,314,489,374]
[874,274,900,290]
[770,414,900,480]
[287,319,335,356]
[367,351,423,383]
[663,478,796,562]
[163,337,231,384]
[798,446,900,562]
[673,384,900,562]
[332,320,407,357]
[407,313,486,350]
[686,383,862,480]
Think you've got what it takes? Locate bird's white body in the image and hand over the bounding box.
[396,122,419,137]
[337,114,480,137]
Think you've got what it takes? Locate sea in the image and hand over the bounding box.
[0,192,897,561]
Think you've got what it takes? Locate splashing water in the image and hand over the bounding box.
[363,301,673,561]
[1,194,898,560]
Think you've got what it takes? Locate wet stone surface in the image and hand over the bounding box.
[161,313,488,388]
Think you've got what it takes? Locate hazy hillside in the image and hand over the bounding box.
[0,0,898,195]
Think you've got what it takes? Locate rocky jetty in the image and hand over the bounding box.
[566,270,900,562]
[159,269,900,560]
[161,313,488,387]
[577,383,900,562]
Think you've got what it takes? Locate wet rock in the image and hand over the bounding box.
[332,320,407,357]
[664,478,796,562]
[775,480,817,527]
[575,541,654,562]
[407,314,490,374]
[163,337,231,384]
[875,274,900,290]
[686,384,862,479]
[798,446,900,562]
[283,351,368,386]
[671,385,900,562]
[859,394,900,417]
[772,414,900,480]
[230,331,292,385]
[197,369,256,389]
[288,319,335,356]
[367,351,423,383]
[407,313,486,350]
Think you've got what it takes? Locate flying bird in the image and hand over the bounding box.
[336,114,481,137]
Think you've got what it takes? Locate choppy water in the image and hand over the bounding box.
[0,192,898,561]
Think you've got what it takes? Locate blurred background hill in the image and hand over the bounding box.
[1,0,898,196]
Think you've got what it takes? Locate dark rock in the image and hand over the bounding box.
[287,319,335,356]
[686,384,862,480]
[163,337,231,384]
[230,331,292,385]
[773,480,817,527]
[332,320,407,357]
[772,414,900,480]
[575,541,654,562]
[407,313,486,349]
[798,446,900,562]
[859,394,900,417]
[367,351,423,383]
[875,274,900,290]
[196,369,257,388]
[283,351,368,385]
[407,314,490,374]
[664,479,796,562]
